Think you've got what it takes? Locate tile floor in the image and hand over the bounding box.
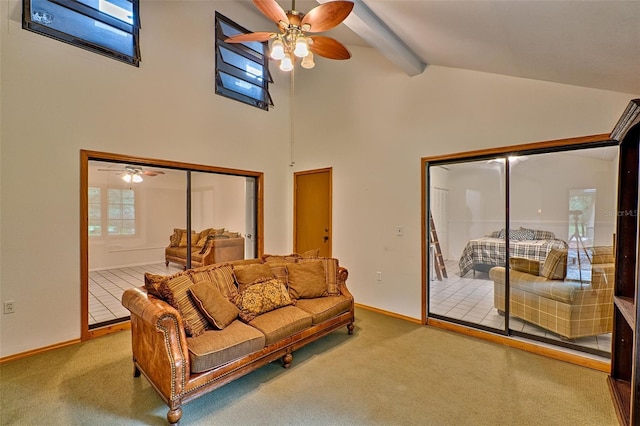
[429,260,612,354]
[89,263,182,326]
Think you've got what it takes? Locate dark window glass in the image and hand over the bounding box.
[23,0,140,66]
[215,12,273,110]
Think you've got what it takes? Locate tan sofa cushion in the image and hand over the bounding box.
[187,320,265,373]
[287,261,328,299]
[189,281,239,329]
[510,257,541,275]
[234,263,276,292]
[591,246,614,264]
[235,279,294,322]
[297,257,340,295]
[540,248,568,280]
[248,306,312,346]
[294,295,352,324]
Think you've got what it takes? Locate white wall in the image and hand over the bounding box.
[0,0,293,357]
[1,0,638,357]
[293,46,638,320]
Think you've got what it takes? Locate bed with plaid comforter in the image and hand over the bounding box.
[458,237,568,277]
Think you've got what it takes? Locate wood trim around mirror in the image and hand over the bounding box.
[80,150,265,340]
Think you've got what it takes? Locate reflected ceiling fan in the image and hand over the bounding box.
[225,0,354,71]
[97,166,165,183]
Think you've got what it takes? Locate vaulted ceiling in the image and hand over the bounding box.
[261,0,640,94]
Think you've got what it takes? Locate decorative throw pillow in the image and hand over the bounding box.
[509,258,541,275]
[170,228,185,247]
[297,257,340,295]
[233,263,276,292]
[299,249,320,258]
[540,248,568,280]
[189,281,239,329]
[262,253,300,263]
[144,272,170,298]
[179,231,200,247]
[189,264,239,302]
[235,278,293,322]
[158,274,210,337]
[286,260,328,299]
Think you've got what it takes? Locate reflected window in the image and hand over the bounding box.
[23,0,141,66]
[88,187,102,237]
[107,188,135,235]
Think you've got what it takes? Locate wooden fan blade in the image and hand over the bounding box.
[142,170,165,176]
[309,36,351,60]
[253,0,289,27]
[225,32,274,43]
[301,1,354,33]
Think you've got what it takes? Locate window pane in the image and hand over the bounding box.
[122,204,135,219]
[25,0,139,65]
[220,46,264,81]
[219,71,268,102]
[76,0,134,24]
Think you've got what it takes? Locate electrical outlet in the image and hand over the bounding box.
[396,226,404,236]
[4,301,15,314]
[376,272,382,281]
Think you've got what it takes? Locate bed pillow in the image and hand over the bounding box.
[189,281,239,329]
[497,228,533,241]
[540,248,568,280]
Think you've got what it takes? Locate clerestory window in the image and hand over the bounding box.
[23,0,141,66]
[214,12,273,110]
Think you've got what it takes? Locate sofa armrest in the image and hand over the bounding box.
[122,287,190,400]
[337,266,354,299]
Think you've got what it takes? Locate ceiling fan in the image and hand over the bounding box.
[97,166,165,183]
[225,0,354,71]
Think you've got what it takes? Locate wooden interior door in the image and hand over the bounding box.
[294,168,332,257]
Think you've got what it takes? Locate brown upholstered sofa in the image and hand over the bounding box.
[121,254,354,425]
[165,228,245,269]
[489,246,614,339]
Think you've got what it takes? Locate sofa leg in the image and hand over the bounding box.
[282,353,293,369]
[347,322,354,335]
[167,406,182,425]
[165,260,169,267]
[133,363,141,378]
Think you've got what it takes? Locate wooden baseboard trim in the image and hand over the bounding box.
[0,338,81,364]
[355,303,422,324]
[427,317,611,373]
[88,321,131,339]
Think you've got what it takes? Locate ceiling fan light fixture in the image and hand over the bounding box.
[294,37,309,58]
[270,38,285,60]
[280,54,294,71]
[301,51,315,69]
[132,174,143,183]
[122,174,132,183]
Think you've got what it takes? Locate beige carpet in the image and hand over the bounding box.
[0,307,617,425]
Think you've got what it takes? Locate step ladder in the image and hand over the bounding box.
[429,213,448,280]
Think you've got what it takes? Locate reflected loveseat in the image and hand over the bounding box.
[165,228,245,269]
[489,246,614,339]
